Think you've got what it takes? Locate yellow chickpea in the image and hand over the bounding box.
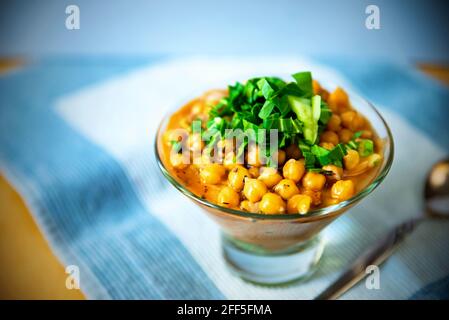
[339,128,354,144]
[258,167,283,188]
[367,153,382,168]
[248,166,260,178]
[259,193,286,214]
[302,188,322,206]
[283,159,306,183]
[228,165,250,192]
[188,133,204,152]
[327,114,342,132]
[287,194,312,214]
[320,130,339,146]
[319,142,335,150]
[328,87,350,112]
[344,149,360,170]
[243,178,267,202]
[246,144,263,167]
[302,172,326,191]
[340,111,356,129]
[200,164,226,185]
[218,186,240,208]
[322,164,343,181]
[240,200,259,213]
[170,153,188,169]
[274,179,300,200]
[285,144,301,160]
[273,149,286,166]
[331,180,355,201]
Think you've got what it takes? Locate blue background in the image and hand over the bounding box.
[1,0,448,62]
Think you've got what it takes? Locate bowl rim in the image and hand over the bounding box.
[154,88,395,221]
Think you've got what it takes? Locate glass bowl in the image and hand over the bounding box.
[155,87,394,285]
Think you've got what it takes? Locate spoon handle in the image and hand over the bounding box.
[315,217,423,300]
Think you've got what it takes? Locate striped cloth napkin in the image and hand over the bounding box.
[0,56,448,299]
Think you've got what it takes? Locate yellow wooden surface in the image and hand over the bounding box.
[0,60,447,300]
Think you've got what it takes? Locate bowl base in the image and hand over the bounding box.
[222,234,325,286]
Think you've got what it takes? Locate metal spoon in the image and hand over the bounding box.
[315,157,449,300]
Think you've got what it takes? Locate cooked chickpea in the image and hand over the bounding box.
[285,144,301,160]
[339,128,354,144]
[246,144,263,167]
[274,179,300,200]
[248,166,260,178]
[259,193,286,214]
[287,194,312,214]
[367,153,382,168]
[319,142,335,150]
[322,164,343,181]
[170,153,188,169]
[344,149,360,170]
[188,133,204,152]
[302,188,322,206]
[328,87,349,112]
[228,165,250,192]
[360,130,373,139]
[283,159,305,183]
[258,167,283,188]
[218,186,240,208]
[223,151,238,170]
[273,149,286,166]
[341,111,356,129]
[243,178,267,202]
[200,164,226,184]
[327,114,341,132]
[331,180,355,201]
[302,172,326,191]
[320,130,339,146]
[240,200,259,213]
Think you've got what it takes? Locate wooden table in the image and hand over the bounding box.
[0,59,447,300]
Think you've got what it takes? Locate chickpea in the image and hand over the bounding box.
[228,165,250,192]
[200,164,226,185]
[302,188,322,206]
[339,128,354,144]
[246,144,263,167]
[283,159,306,183]
[322,164,343,181]
[360,130,373,139]
[367,153,382,168]
[302,172,326,191]
[258,167,283,188]
[188,133,204,152]
[285,144,301,160]
[320,131,339,146]
[240,200,259,213]
[344,149,360,170]
[287,194,312,214]
[274,179,300,200]
[243,178,267,202]
[331,180,355,201]
[170,153,188,169]
[340,111,356,129]
[218,186,240,208]
[319,142,335,150]
[248,166,260,178]
[328,87,350,112]
[273,149,286,167]
[327,114,342,132]
[259,193,286,214]
[341,111,365,131]
[223,151,238,170]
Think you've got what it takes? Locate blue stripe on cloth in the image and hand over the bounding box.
[409,275,449,300]
[0,58,224,299]
[316,57,449,150]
